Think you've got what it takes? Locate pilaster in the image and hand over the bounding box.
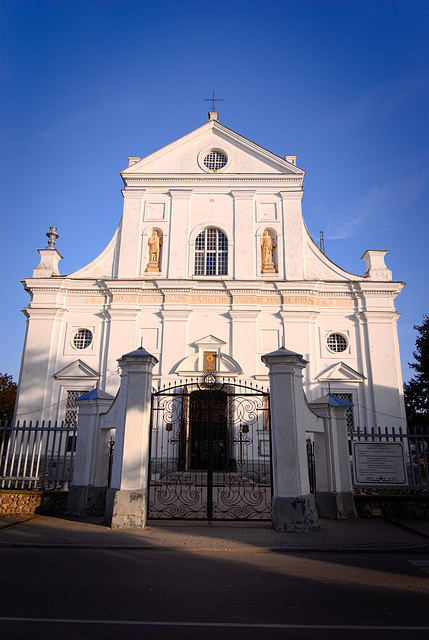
[355,310,406,428]
[231,190,255,279]
[15,307,68,421]
[279,191,305,280]
[117,189,145,277]
[104,307,141,394]
[160,308,192,376]
[168,189,192,278]
[228,309,260,376]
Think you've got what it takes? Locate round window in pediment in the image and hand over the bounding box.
[203,150,227,171]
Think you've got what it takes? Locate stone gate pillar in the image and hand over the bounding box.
[262,347,318,531]
[105,346,158,528]
[309,394,357,519]
[66,388,114,516]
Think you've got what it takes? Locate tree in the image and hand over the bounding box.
[0,373,17,422]
[404,315,429,432]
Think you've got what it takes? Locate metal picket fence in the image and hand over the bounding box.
[0,420,77,490]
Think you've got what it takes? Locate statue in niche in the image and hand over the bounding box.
[147,230,163,272]
[261,230,277,273]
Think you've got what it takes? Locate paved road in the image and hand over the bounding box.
[1,546,428,639]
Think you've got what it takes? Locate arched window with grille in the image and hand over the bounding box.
[194,228,228,276]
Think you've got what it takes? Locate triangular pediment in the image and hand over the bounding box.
[121,120,304,178]
[316,362,365,383]
[54,360,100,380]
[194,335,226,348]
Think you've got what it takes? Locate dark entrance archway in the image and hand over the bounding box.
[188,390,229,471]
[149,379,272,520]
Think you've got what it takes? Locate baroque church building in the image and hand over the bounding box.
[15,112,406,432]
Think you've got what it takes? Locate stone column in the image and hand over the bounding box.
[66,388,115,516]
[261,347,318,531]
[105,346,158,529]
[309,395,357,519]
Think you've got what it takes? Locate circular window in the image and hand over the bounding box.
[326,333,348,353]
[73,329,93,350]
[203,150,227,171]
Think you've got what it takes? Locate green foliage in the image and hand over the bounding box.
[404,315,429,432]
[0,373,17,422]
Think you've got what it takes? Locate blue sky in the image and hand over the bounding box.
[1,0,428,383]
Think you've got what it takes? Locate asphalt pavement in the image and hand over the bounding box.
[1,514,429,640]
[1,514,428,552]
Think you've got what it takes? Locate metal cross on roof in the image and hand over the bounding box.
[204,91,223,111]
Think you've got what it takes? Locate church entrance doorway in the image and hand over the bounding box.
[148,379,272,520]
[188,390,228,471]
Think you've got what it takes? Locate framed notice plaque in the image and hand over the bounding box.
[352,442,406,485]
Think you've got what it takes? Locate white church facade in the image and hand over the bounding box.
[15,112,406,437]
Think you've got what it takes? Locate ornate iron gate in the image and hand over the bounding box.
[148,378,272,520]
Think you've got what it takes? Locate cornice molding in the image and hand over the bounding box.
[124,177,303,186]
[228,310,261,320]
[160,309,193,320]
[169,189,193,198]
[230,190,257,199]
[22,307,68,319]
[355,311,401,323]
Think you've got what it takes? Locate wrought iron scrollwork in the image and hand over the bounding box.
[149,381,271,520]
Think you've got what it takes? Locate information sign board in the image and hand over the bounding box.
[352,442,406,485]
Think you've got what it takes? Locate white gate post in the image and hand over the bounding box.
[261,347,318,531]
[66,388,114,516]
[105,346,158,529]
[309,395,357,519]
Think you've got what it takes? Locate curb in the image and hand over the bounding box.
[0,542,428,552]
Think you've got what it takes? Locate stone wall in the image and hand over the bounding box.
[0,489,68,517]
[2,489,428,521]
[354,494,429,521]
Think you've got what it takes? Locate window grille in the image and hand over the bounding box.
[194,228,228,276]
[73,328,93,349]
[203,150,227,171]
[326,333,348,353]
[333,392,355,432]
[64,390,84,428]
